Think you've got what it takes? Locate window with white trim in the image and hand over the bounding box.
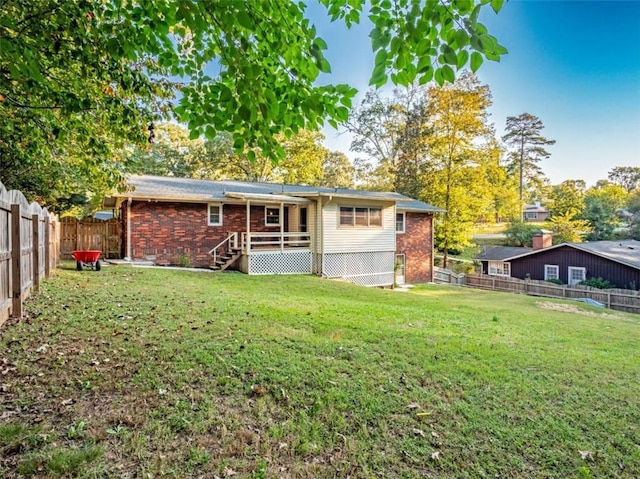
[339,206,383,228]
[488,261,510,277]
[208,204,222,226]
[544,264,559,281]
[524,212,538,219]
[265,207,280,226]
[396,212,405,233]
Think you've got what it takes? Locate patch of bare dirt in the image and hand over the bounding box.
[536,301,625,320]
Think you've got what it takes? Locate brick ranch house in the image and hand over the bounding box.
[102,175,443,287]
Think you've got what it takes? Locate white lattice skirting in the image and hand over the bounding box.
[247,250,313,275]
[322,251,395,287]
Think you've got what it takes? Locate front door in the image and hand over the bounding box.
[395,254,406,285]
[568,267,586,286]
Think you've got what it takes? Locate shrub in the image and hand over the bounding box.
[546,278,564,285]
[505,221,538,247]
[579,277,614,289]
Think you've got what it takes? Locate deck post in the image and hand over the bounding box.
[246,200,251,252]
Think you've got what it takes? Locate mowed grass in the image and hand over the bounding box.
[1,265,639,478]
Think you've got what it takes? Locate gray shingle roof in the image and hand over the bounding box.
[112,175,444,213]
[499,240,640,271]
[475,246,532,261]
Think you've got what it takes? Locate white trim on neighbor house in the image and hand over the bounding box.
[395,253,406,284]
[544,264,559,281]
[208,203,223,226]
[524,211,538,220]
[488,261,510,277]
[568,266,586,286]
[395,212,406,233]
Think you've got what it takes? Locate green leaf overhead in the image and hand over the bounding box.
[0,0,505,212]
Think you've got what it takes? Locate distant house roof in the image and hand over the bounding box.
[475,246,532,261]
[107,175,444,213]
[524,204,548,213]
[503,240,640,271]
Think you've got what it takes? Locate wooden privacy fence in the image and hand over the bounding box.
[0,181,59,324]
[465,273,640,314]
[433,267,466,285]
[60,217,121,259]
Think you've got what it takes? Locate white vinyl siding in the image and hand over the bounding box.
[544,264,559,281]
[322,201,395,254]
[488,261,510,277]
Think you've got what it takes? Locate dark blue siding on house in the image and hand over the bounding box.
[509,245,640,290]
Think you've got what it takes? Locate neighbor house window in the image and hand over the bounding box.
[339,206,383,227]
[396,212,405,233]
[265,207,280,226]
[544,264,559,281]
[524,212,538,220]
[208,204,222,226]
[488,261,510,277]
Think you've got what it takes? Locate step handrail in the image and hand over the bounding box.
[208,232,238,264]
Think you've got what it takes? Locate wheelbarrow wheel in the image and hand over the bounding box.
[95,260,101,271]
[76,261,83,271]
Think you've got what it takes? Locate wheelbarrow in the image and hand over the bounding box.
[72,250,102,271]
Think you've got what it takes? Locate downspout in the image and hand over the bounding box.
[126,198,132,261]
[246,200,251,252]
[280,201,284,253]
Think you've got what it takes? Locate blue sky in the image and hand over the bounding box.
[308,0,640,187]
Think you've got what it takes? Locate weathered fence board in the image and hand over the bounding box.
[60,217,121,259]
[0,181,58,324]
[465,273,640,314]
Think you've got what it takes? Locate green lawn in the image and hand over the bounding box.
[1,265,639,478]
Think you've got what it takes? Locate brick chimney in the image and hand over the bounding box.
[532,229,553,250]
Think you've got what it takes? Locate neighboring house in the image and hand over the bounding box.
[475,230,640,289]
[102,175,443,287]
[523,202,549,222]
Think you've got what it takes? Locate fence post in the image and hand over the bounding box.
[11,204,23,318]
[492,277,496,290]
[44,216,51,277]
[32,214,40,291]
[607,292,611,309]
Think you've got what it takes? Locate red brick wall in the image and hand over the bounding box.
[126,201,288,267]
[396,212,434,284]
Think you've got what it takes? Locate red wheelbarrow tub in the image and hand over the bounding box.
[72,250,102,271]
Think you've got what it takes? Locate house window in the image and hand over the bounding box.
[265,207,280,226]
[339,206,383,228]
[544,264,559,281]
[208,204,222,226]
[396,212,405,233]
[488,261,510,277]
[568,267,586,286]
[524,212,538,220]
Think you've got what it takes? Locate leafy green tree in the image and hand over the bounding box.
[504,221,539,247]
[582,182,628,240]
[502,113,555,205]
[419,72,495,266]
[546,180,586,218]
[625,190,640,240]
[126,123,207,178]
[608,166,640,193]
[321,152,355,188]
[546,214,590,244]
[1,0,506,211]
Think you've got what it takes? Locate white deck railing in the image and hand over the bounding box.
[241,232,311,252]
